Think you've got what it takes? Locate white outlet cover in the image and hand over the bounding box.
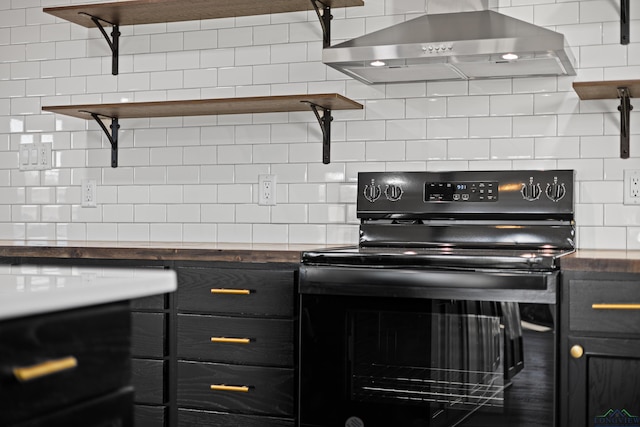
[258,174,276,206]
[623,169,640,205]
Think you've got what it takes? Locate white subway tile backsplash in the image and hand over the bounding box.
[427,118,469,139]
[41,205,71,223]
[135,204,167,222]
[0,1,631,248]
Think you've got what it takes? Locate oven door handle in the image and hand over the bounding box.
[299,266,557,304]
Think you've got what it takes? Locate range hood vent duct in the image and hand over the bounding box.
[323,10,576,84]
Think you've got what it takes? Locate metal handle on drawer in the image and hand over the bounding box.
[13,356,78,382]
[211,337,251,344]
[592,304,640,310]
[210,288,251,295]
[210,384,250,393]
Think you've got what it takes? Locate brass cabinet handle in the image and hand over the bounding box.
[13,356,78,382]
[210,384,250,393]
[211,337,251,344]
[570,345,584,359]
[592,303,640,310]
[210,288,251,295]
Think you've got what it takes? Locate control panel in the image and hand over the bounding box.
[425,181,497,202]
[357,170,574,220]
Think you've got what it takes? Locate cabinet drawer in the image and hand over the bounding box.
[15,386,134,427]
[569,279,640,334]
[132,358,166,404]
[177,267,294,316]
[131,293,166,310]
[135,404,167,427]
[178,408,294,427]
[177,361,294,416]
[132,312,166,357]
[0,303,131,425]
[177,314,293,367]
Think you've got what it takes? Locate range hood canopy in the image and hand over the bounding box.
[323,10,576,84]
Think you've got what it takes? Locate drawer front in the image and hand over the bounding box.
[135,404,167,427]
[177,314,293,367]
[569,279,640,334]
[131,293,166,310]
[178,408,294,427]
[177,361,294,416]
[177,267,294,316]
[132,312,166,357]
[0,303,131,426]
[17,386,134,427]
[132,359,166,404]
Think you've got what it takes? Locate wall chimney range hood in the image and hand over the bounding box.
[323,10,576,84]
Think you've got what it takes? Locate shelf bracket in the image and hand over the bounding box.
[81,13,120,75]
[86,112,119,168]
[310,0,332,48]
[621,0,630,44]
[303,101,333,164]
[617,87,633,159]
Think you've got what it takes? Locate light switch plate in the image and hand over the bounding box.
[19,142,52,171]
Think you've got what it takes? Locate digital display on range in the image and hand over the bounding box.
[425,181,498,202]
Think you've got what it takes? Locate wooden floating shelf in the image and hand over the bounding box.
[43,0,364,28]
[573,80,640,159]
[573,80,640,100]
[44,0,364,74]
[42,94,363,167]
[42,94,362,120]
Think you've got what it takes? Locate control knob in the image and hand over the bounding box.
[385,184,403,201]
[545,177,566,202]
[521,177,541,201]
[363,183,382,202]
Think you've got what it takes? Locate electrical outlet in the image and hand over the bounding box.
[624,170,640,205]
[258,174,277,206]
[81,179,97,208]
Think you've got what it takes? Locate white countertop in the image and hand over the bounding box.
[0,265,177,321]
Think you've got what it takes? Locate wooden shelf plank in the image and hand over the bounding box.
[42,94,363,120]
[44,0,364,28]
[573,80,640,100]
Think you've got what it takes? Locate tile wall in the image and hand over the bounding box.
[1,0,639,249]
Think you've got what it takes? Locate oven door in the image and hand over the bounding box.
[298,266,558,427]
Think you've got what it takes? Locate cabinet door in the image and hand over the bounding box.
[566,337,640,427]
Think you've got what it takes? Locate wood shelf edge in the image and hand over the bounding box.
[43,0,365,28]
[573,80,640,100]
[41,94,363,120]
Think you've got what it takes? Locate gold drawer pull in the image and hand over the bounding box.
[210,384,250,393]
[13,356,78,382]
[592,304,640,310]
[211,288,251,295]
[211,337,251,344]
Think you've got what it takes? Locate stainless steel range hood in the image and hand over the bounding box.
[323,10,576,84]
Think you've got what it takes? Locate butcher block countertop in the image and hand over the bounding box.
[0,241,639,272]
[0,240,328,264]
[560,250,640,273]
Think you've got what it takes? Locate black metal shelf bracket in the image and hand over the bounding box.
[617,87,633,159]
[310,0,332,48]
[621,0,630,44]
[302,101,333,164]
[86,112,120,168]
[80,13,120,75]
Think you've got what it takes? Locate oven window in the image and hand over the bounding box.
[349,310,503,411]
[299,295,555,427]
